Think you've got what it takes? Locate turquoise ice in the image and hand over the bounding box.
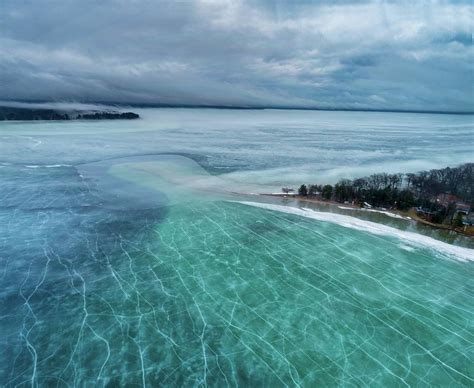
[0,109,473,386]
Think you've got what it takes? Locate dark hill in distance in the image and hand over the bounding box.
[0,106,139,121]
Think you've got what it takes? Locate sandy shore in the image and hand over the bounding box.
[260,194,474,237]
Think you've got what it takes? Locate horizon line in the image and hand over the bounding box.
[2,99,474,115]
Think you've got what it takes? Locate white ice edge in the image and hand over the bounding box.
[24,164,72,168]
[236,201,473,263]
[338,206,411,220]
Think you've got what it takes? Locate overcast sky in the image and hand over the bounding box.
[0,0,472,111]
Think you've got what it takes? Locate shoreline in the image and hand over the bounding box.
[260,194,474,237]
[0,105,139,121]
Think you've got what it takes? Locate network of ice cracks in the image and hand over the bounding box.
[0,162,473,387]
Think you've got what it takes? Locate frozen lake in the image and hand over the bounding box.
[1,108,473,386]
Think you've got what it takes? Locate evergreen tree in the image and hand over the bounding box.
[298,184,308,196]
[322,184,333,200]
[453,212,464,228]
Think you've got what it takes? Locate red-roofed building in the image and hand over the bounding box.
[436,193,471,214]
[436,193,459,207]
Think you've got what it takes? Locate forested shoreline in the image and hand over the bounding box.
[296,163,473,226]
[0,106,139,121]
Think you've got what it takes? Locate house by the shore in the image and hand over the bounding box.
[436,193,470,214]
[462,214,474,226]
[415,206,436,219]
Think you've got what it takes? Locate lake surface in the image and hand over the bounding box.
[1,109,473,386]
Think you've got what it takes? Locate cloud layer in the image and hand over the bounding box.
[1,0,472,111]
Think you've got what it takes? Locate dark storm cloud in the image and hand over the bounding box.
[0,0,472,111]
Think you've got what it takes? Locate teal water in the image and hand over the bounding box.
[0,109,473,386]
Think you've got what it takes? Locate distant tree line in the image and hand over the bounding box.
[77,112,139,120]
[297,163,473,222]
[0,106,139,121]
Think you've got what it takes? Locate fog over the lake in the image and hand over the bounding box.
[0,0,472,112]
